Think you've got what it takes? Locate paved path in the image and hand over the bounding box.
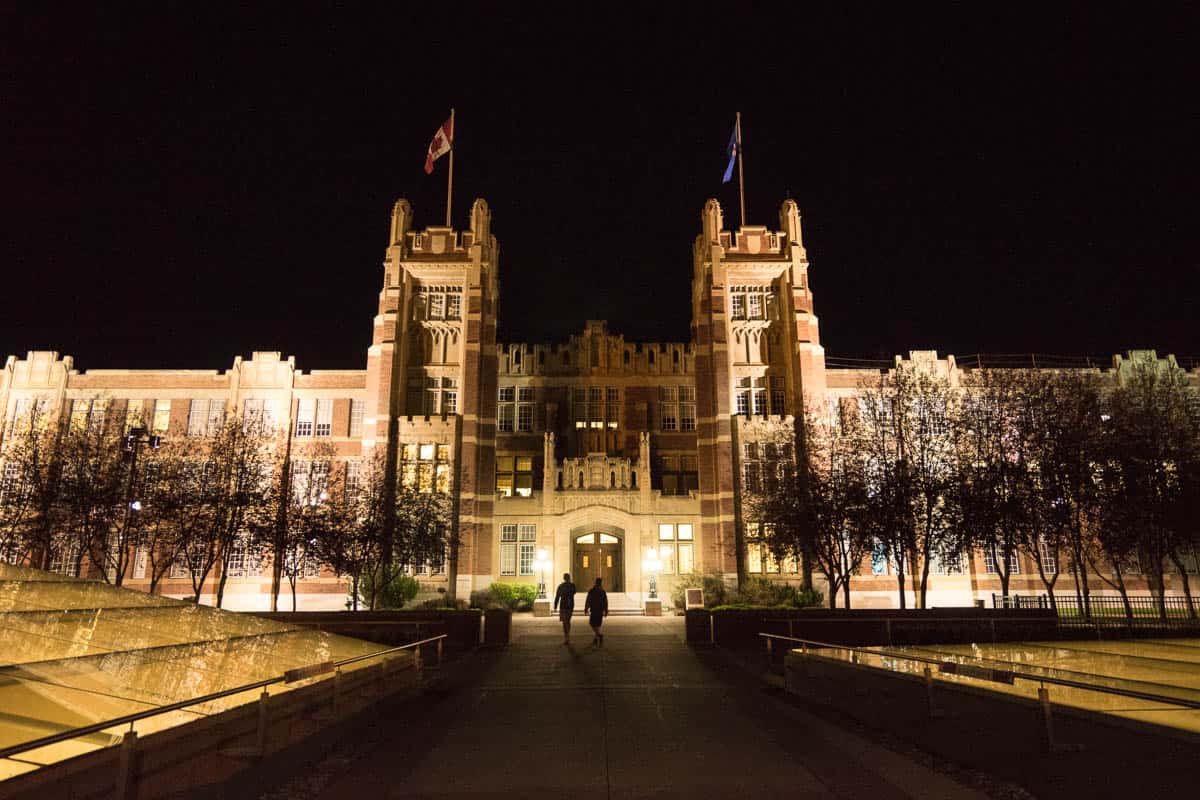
[303,616,988,800]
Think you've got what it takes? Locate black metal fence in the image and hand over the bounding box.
[993,592,1200,626]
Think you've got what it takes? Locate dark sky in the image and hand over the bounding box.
[3,4,1198,371]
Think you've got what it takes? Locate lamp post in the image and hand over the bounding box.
[534,548,550,600]
[642,546,662,600]
[122,426,162,512]
[118,426,161,581]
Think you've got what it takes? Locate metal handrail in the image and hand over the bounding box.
[0,634,446,762]
[759,633,1200,710]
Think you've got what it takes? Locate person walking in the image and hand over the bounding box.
[553,573,577,644]
[584,577,608,647]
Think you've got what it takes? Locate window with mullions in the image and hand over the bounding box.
[656,523,694,575]
[572,386,618,430]
[69,398,108,435]
[984,549,1020,575]
[770,377,786,415]
[932,550,966,575]
[1037,539,1058,575]
[498,523,527,576]
[425,377,458,416]
[657,455,699,496]
[744,522,791,575]
[349,399,365,437]
[400,443,452,493]
[659,386,677,431]
[496,455,534,497]
[224,536,261,578]
[242,398,277,434]
[0,461,20,505]
[729,287,775,321]
[413,288,463,321]
[48,540,82,576]
[498,386,532,432]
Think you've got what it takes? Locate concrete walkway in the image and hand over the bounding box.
[301,616,988,800]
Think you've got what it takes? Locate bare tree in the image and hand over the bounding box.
[750,400,870,608]
[127,437,205,594]
[56,398,146,584]
[312,449,451,610]
[1096,358,1199,619]
[1024,371,1105,617]
[253,439,337,612]
[858,364,959,608]
[956,369,1035,604]
[0,401,63,566]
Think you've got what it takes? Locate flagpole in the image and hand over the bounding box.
[445,108,455,227]
[735,111,746,228]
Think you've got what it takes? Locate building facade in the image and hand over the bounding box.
[2,197,1196,609]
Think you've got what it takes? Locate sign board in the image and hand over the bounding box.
[685,588,704,609]
[938,661,1014,685]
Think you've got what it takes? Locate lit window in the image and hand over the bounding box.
[496,456,534,497]
[124,402,142,434]
[315,399,333,437]
[679,386,696,431]
[295,398,314,437]
[500,524,518,576]
[731,293,746,319]
[429,294,445,320]
[349,399,365,437]
[747,293,762,320]
[655,523,694,575]
[659,386,677,431]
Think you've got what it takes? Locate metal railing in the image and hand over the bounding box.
[0,634,446,764]
[760,632,1200,750]
[993,593,1200,625]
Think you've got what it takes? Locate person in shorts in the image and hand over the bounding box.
[553,573,576,644]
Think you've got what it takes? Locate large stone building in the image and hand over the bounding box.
[2,198,1196,609]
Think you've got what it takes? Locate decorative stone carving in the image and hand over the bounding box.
[560,452,634,490]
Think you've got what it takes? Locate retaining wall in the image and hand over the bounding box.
[2,653,421,800]
[686,607,1058,649]
[252,609,492,651]
[783,650,1200,797]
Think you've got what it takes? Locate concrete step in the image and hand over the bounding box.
[566,592,644,616]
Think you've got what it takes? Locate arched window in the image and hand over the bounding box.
[610,471,616,488]
[648,349,655,365]
[630,470,637,489]
[623,350,630,365]
[578,471,584,487]
[513,349,522,366]
[556,470,563,490]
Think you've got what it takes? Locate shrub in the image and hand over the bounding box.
[670,571,729,609]
[487,582,539,611]
[468,588,496,609]
[730,576,823,608]
[359,568,420,610]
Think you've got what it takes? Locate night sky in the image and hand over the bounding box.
[3,5,1197,371]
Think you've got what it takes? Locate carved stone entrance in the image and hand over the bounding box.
[572,531,623,592]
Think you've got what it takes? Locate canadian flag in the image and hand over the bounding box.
[424,115,454,174]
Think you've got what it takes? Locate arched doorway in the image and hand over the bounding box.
[572,531,623,592]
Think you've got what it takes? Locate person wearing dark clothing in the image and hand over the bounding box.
[584,577,608,646]
[553,573,577,644]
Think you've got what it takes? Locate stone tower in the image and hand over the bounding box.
[364,198,500,598]
[691,199,826,581]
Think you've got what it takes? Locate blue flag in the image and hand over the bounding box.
[722,126,738,184]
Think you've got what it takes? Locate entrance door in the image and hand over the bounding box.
[572,533,623,592]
